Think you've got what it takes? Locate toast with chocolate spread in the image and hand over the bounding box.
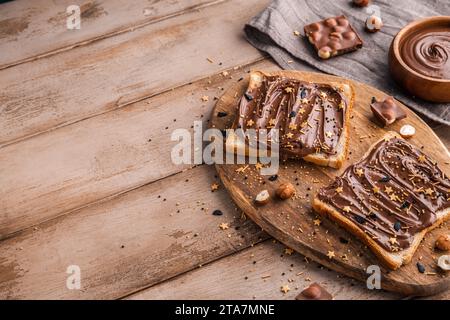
[226,71,354,169]
[312,132,450,270]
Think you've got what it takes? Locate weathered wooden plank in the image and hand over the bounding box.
[0,165,267,299]
[127,240,401,300]
[0,58,278,240]
[0,0,268,147]
[433,125,450,151]
[420,289,450,300]
[0,0,221,69]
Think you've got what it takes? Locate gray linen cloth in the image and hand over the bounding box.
[244,0,450,125]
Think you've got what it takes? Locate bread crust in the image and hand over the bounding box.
[312,132,450,270]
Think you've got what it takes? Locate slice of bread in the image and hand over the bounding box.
[226,71,354,169]
[312,131,450,270]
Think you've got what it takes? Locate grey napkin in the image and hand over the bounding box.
[244,0,450,125]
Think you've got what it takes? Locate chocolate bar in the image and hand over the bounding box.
[370,96,406,127]
[304,16,363,59]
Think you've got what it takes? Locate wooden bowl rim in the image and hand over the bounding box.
[392,16,450,83]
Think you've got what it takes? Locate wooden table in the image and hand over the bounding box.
[0,0,448,300]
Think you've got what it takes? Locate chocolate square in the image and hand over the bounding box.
[370,96,406,127]
[304,15,363,59]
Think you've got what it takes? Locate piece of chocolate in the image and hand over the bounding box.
[370,96,406,127]
[295,283,332,300]
[304,16,363,60]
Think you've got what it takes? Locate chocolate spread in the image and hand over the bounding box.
[233,75,349,157]
[400,26,450,79]
[318,137,450,251]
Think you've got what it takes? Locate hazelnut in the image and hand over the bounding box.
[399,124,416,139]
[308,31,321,43]
[353,0,370,7]
[255,190,270,205]
[437,255,450,271]
[332,26,346,33]
[318,47,331,59]
[342,31,356,41]
[435,234,450,251]
[324,18,337,27]
[336,17,349,27]
[309,22,321,32]
[276,183,295,200]
[328,40,342,51]
[329,32,343,40]
[366,15,383,33]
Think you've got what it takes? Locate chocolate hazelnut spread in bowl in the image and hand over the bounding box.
[389,16,450,102]
[400,26,450,80]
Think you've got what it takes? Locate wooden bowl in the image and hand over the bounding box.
[389,16,450,103]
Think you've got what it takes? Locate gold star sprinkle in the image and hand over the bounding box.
[301,121,308,128]
[389,237,398,245]
[286,132,294,139]
[343,206,351,213]
[385,186,393,194]
[301,98,309,104]
[338,101,345,110]
[284,248,294,255]
[418,155,426,163]
[285,87,294,93]
[320,92,327,99]
[327,251,335,259]
[389,193,398,201]
[268,118,276,127]
[246,119,254,126]
[288,123,297,130]
[280,285,290,294]
[325,131,333,138]
[298,108,306,114]
[201,95,209,102]
[336,187,343,193]
[373,186,380,194]
[313,218,322,226]
[356,168,364,177]
[211,183,219,192]
[425,188,434,196]
[255,162,263,170]
[293,30,300,36]
[219,222,229,230]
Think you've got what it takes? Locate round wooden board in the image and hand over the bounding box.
[211,70,450,296]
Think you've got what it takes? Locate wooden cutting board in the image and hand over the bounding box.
[211,70,450,296]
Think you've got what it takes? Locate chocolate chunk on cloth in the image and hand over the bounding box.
[304,16,363,59]
[296,283,332,300]
[244,0,450,125]
[370,96,406,127]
